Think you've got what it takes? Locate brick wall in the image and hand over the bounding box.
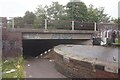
[2,28,22,59]
[53,51,118,78]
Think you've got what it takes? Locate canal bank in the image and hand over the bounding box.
[53,45,119,78]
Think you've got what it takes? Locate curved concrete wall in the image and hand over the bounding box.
[53,45,119,78]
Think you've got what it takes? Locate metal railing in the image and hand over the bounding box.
[45,19,97,31]
[9,19,97,31]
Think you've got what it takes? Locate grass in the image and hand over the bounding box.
[0,60,2,79]
[2,56,25,78]
[115,39,120,44]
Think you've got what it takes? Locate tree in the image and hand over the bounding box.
[87,5,110,22]
[66,1,88,21]
[35,5,46,19]
[46,2,66,20]
[23,11,36,24]
[14,17,24,28]
[34,2,66,29]
[111,18,120,23]
[34,5,47,28]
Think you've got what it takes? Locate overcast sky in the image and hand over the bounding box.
[0,0,119,18]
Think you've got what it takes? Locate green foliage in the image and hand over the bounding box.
[14,1,111,28]
[14,17,24,28]
[23,11,36,24]
[33,17,45,29]
[111,18,120,23]
[2,57,24,78]
[35,5,46,19]
[34,5,47,28]
[46,2,66,20]
[66,1,88,21]
[87,5,110,22]
[116,39,120,44]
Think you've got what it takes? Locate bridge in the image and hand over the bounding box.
[1,18,119,78]
[10,28,95,40]
[2,20,97,59]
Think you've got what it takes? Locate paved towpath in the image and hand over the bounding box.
[24,58,66,78]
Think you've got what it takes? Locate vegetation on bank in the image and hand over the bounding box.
[0,61,2,79]
[2,56,25,78]
[116,39,120,44]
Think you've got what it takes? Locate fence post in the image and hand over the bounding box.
[72,21,74,31]
[45,19,47,30]
[94,22,97,31]
[12,18,14,29]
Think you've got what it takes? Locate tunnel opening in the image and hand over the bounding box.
[22,39,87,58]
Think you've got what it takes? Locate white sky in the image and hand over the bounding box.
[0,0,119,18]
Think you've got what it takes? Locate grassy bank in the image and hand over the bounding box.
[2,56,25,78]
[115,39,120,44]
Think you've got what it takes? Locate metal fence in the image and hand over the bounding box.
[46,20,96,31]
[10,19,97,31]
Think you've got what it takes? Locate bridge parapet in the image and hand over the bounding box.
[8,19,97,31]
[3,28,96,40]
